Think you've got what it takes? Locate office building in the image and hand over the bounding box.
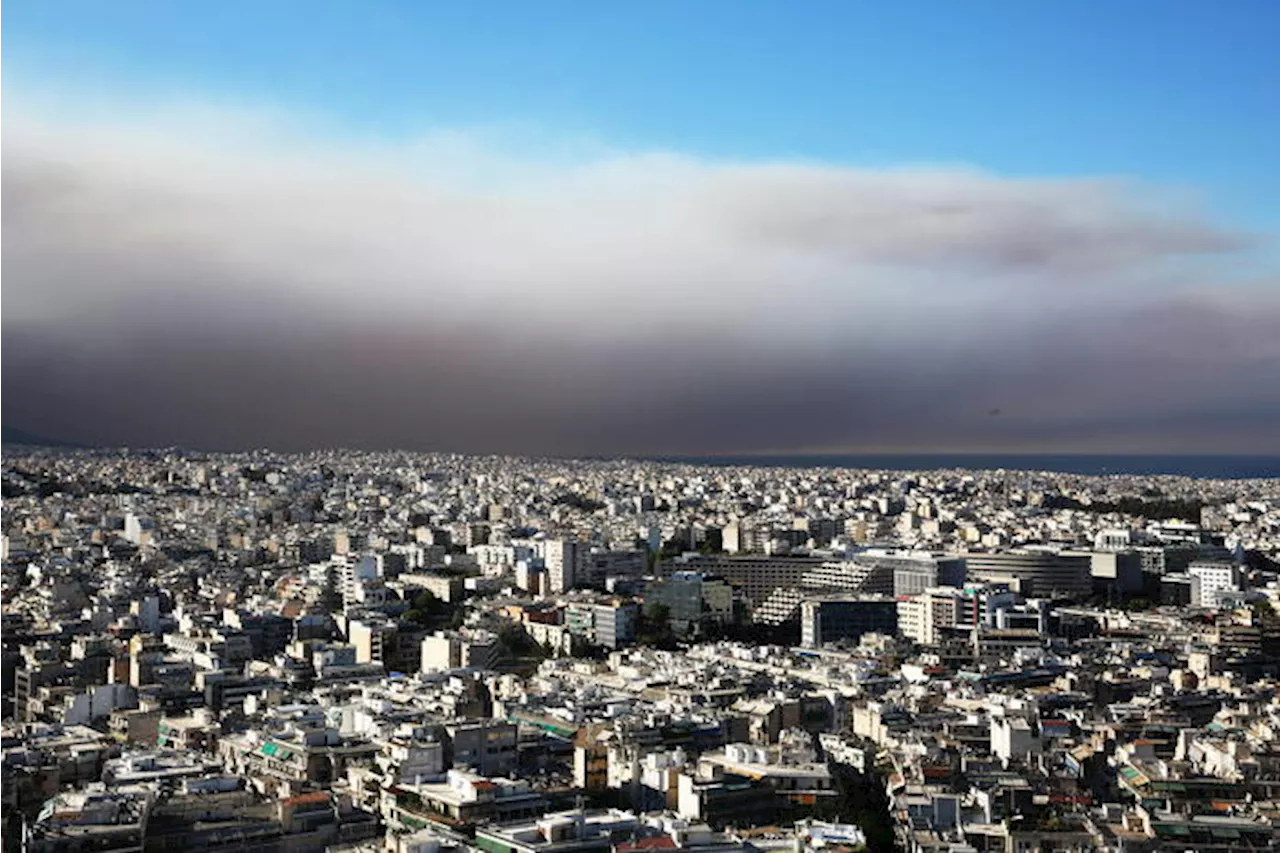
[962,551,1090,599]
[799,596,898,647]
[647,572,735,637]
[1187,561,1241,609]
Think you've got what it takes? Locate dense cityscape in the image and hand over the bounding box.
[3,446,1280,853]
[6,2,1279,852]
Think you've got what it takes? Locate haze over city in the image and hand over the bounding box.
[3,1,1279,455]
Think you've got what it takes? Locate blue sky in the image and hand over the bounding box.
[5,1,1278,224]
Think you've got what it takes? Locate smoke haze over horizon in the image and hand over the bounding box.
[4,5,1278,456]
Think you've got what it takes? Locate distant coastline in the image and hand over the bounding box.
[654,454,1280,479]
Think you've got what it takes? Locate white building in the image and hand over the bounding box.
[990,715,1041,765]
[515,562,545,596]
[420,630,500,673]
[348,618,397,666]
[337,555,380,606]
[123,513,155,545]
[897,587,964,646]
[1188,561,1241,609]
[543,540,583,594]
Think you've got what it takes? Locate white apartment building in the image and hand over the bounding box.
[1188,561,1241,609]
[898,590,956,646]
[543,539,583,593]
[420,630,500,673]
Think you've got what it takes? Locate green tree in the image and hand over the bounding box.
[1252,599,1279,626]
[643,602,671,633]
[403,609,431,627]
[498,623,537,656]
[638,603,678,649]
[403,589,459,629]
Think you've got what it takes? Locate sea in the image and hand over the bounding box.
[656,454,1280,480]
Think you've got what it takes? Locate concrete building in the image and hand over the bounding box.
[897,587,963,646]
[1080,550,1145,597]
[544,540,584,594]
[401,572,466,604]
[991,715,1042,766]
[348,618,398,667]
[586,550,647,586]
[1188,561,1241,608]
[647,572,736,637]
[397,769,548,825]
[823,550,968,597]
[962,551,1091,599]
[565,601,638,649]
[421,630,501,673]
[444,719,518,776]
[661,555,824,608]
[799,596,898,647]
[677,771,778,829]
[473,809,639,853]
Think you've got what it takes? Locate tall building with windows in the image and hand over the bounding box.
[661,554,824,608]
[962,551,1090,599]
[897,584,1023,646]
[591,602,638,649]
[897,588,962,646]
[648,572,735,637]
[544,539,583,594]
[799,595,898,648]
[420,629,500,673]
[1187,561,1241,609]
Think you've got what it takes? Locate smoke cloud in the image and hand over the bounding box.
[3,99,1276,454]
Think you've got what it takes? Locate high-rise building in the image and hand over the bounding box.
[1077,550,1145,597]
[544,539,583,593]
[348,617,398,666]
[591,602,638,649]
[563,601,638,649]
[722,522,742,554]
[897,588,962,646]
[886,553,967,597]
[587,549,647,585]
[897,584,1023,645]
[802,561,895,596]
[337,555,380,607]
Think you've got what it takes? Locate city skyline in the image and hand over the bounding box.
[4,2,1279,455]
[8,9,1280,851]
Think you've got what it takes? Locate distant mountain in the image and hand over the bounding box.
[1,425,88,448]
